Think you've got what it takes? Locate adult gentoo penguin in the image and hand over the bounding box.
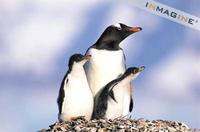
[57,54,93,121]
[92,66,145,119]
[84,23,142,115]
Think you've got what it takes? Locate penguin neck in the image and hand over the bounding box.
[118,74,134,87]
[93,40,121,51]
[70,64,85,78]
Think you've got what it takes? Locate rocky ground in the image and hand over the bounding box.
[40,117,199,132]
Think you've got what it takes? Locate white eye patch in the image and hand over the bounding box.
[113,23,121,29]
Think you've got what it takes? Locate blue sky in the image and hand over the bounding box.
[0,0,200,131]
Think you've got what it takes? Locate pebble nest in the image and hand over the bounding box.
[40,117,199,132]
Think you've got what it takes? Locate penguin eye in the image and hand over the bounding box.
[133,69,137,73]
[116,27,121,30]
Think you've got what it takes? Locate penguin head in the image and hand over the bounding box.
[124,66,145,79]
[68,54,91,69]
[95,23,142,50]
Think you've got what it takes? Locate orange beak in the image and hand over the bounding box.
[128,27,142,32]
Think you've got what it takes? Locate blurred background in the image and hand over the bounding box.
[0,0,199,131]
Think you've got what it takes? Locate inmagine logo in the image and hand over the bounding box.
[145,2,198,25]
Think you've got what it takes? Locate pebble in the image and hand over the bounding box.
[39,117,199,132]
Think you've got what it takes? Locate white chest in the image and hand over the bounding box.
[85,48,126,96]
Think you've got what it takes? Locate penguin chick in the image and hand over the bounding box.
[57,54,93,122]
[92,66,145,119]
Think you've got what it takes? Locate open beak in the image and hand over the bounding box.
[127,27,142,32]
[82,55,91,60]
[139,66,145,72]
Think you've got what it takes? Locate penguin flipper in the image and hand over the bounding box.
[109,90,117,103]
[57,87,65,114]
[129,97,133,112]
[57,78,68,114]
[108,82,118,103]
